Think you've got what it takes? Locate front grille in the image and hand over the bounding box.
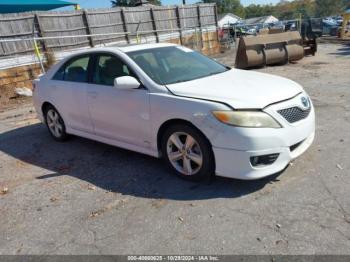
[278,107,311,123]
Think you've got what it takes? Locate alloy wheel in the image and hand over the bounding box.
[166,132,203,176]
[46,109,64,138]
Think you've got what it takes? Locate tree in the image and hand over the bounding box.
[315,0,345,16]
[243,0,346,20]
[344,0,350,9]
[245,4,274,18]
[274,0,315,19]
[111,0,161,7]
[111,0,130,6]
[203,0,245,17]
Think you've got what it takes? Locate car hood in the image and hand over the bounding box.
[166,69,303,109]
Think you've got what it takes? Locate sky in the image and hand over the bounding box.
[67,0,281,9]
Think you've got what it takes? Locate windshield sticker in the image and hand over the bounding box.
[176,46,193,53]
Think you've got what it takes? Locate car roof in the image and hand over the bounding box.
[116,42,177,52]
[69,43,177,56]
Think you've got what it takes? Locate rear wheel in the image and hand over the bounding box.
[44,105,68,141]
[161,124,215,181]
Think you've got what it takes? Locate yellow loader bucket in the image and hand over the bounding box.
[235,31,304,69]
[340,13,350,39]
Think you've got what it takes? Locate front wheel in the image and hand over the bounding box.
[161,124,215,181]
[44,105,69,141]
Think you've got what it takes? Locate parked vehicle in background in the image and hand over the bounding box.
[284,21,297,31]
[33,43,315,181]
[267,21,285,31]
[246,26,257,35]
[323,18,339,36]
[333,16,343,26]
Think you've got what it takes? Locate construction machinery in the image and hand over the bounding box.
[301,18,318,56]
[235,17,322,69]
[235,31,304,69]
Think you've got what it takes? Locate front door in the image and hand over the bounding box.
[86,53,151,148]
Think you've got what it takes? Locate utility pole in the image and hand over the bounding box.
[182,0,186,4]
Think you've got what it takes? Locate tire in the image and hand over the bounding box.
[44,105,69,142]
[161,124,215,182]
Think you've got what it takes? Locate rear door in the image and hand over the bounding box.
[49,54,94,134]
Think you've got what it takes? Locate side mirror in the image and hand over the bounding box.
[114,76,140,90]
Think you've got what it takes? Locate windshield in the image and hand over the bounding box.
[126,46,229,85]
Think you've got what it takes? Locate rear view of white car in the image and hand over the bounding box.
[33,43,315,181]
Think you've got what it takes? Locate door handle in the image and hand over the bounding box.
[88,91,98,98]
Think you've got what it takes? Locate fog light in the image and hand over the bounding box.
[250,153,280,167]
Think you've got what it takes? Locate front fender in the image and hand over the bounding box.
[149,93,230,152]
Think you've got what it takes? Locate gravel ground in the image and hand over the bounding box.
[0,43,349,255]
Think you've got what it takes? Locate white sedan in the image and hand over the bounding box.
[33,43,315,181]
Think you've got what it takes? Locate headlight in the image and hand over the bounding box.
[212,110,281,128]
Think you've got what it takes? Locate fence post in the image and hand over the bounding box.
[196,5,203,48]
[175,6,183,45]
[33,13,47,72]
[121,8,130,44]
[82,10,94,47]
[150,8,159,43]
[213,4,219,42]
[34,13,47,54]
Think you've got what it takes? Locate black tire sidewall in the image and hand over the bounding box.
[161,124,215,181]
[44,105,68,142]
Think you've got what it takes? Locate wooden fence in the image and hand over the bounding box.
[0,4,218,57]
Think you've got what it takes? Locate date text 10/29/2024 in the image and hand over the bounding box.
[127,256,219,261]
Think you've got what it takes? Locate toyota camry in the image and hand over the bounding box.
[33,43,315,181]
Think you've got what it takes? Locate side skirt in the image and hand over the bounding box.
[66,127,160,158]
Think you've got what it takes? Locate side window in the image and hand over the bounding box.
[53,55,90,83]
[92,55,135,86]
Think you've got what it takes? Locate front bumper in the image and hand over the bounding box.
[211,93,315,180]
[213,131,314,180]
